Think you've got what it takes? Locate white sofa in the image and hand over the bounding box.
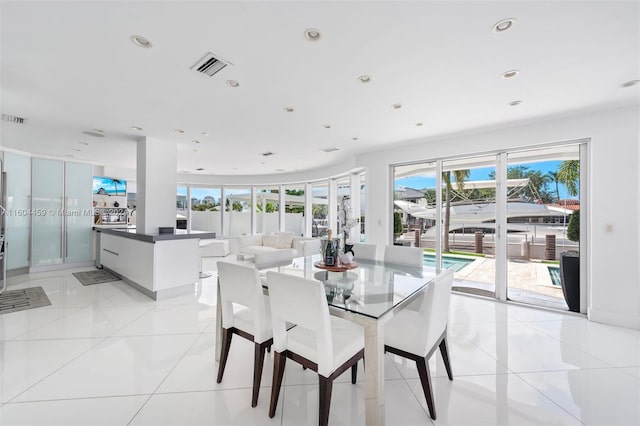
[237,232,320,258]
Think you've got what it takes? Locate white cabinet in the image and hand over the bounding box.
[100,232,198,299]
[30,158,93,269]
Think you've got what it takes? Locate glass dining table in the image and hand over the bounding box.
[214,254,439,426]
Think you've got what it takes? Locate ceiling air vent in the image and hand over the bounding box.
[191,52,230,77]
[261,151,276,157]
[320,147,341,153]
[2,114,26,124]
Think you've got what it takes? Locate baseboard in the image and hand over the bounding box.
[7,267,29,277]
[103,266,195,301]
[588,307,640,330]
[29,261,95,274]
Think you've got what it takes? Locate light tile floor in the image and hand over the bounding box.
[0,260,639,425]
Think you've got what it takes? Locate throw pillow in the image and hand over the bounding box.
[275,232,294,249]
[263,234,278,248]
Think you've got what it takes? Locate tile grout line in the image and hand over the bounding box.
[517,320,620,369]
[3,301,156,405]
[513,370,585,425]
[126,317,215,426]
[386,353,434,423]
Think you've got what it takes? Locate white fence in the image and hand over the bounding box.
[190,210,304,237]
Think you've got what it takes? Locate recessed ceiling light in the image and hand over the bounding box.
[502,70,519,79]
[283,107,294,112]
[78,141,89,146]
[65,154,75,158]
[193,149,198,152]
[621,80,640,88]
[352,137,358,141]
[175,128,184,134]
[392,103,403,110]
[130,35,152,48]
[276,169,285,172]
[492,18,516,33]
[192,140,200,144]
[196,168,205,171]
[131,126,143,131]
[304,28,321,41]
[82,130,105,138]
[226,80,239,87]
[201,132,208,136]
[358,75,372,83]
[416,122,423,127]
[72,148,81,152]
[509,100,523,106]
[323,124,331,129]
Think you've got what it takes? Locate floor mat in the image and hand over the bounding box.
[73,269,120,286]
[0,287,52,315]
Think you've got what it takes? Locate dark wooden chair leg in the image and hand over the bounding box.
[252,342,267,407]
[439,337,453,380]
[318,376,333,426]
[351,362,357,384]
[269,351,287,418]
[416,357,436,420]
[267,345,271,353]
[216,328,233,383]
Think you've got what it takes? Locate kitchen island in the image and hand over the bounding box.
[99,228,216,300]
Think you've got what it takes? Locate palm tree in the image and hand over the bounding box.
[112,179,122,196]
[546,171,561,202]
[557,160,580,197]
[443,169,470,252]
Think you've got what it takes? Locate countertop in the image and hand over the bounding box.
[99,227,216,243]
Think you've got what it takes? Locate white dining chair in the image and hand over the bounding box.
[350,242,377,262]
[384,268,454,420]
[216,261,273,407]
[384,245,424,268]
[266,271,364,426]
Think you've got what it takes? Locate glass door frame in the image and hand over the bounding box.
[390,139,588,314]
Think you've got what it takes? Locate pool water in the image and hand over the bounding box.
[423,253,474,272]
[548,266,561,286]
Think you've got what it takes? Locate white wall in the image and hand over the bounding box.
[356,104,640,330]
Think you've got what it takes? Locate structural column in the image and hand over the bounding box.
[136,137,177,235]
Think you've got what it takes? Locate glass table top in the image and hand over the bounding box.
[260,254,437,320]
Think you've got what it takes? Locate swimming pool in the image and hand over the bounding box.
[423,253,474,272]
[548,266,561,286]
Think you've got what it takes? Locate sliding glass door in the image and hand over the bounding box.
[391,142,586,313]
[506,145,580,310]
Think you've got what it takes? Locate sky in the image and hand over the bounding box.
[175,160,578,203]
[394,160,578,200]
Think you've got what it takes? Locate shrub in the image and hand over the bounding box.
[567,209,580,242]
[393,211,403,234]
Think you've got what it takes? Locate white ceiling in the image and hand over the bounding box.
[1,1,638,176]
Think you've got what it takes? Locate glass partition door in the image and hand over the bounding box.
[5,152,31,270]
[31,158,64,266]
[64,162,92,263]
